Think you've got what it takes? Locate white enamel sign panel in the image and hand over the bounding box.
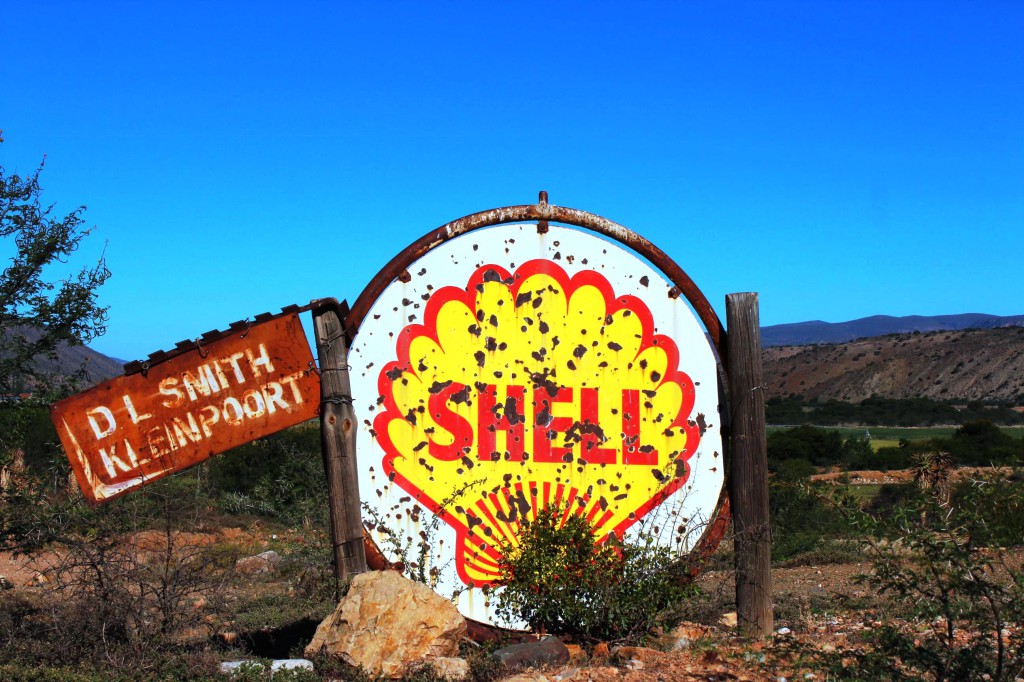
[349,223,724,626]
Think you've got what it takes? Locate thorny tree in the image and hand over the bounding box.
[0,132,110,397]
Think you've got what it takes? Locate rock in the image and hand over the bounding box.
[777,626,792,635]
[219,660,264,675]
[564,644,586,662]
[494,637,570,670]
[587,666,619,677]
[655,621,710,651]
[219,659,313,676]
[0,575,13,590]
[611,646,664,665]
[304,570,465,678]
[624,659,644,670]
[719,611,738,628]
[235,550,281,575]
[270,659,314,673]
[501,674,548,682]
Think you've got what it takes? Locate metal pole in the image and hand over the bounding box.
[726,292,773,636]
[312,299,368,597]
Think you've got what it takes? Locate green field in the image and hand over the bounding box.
[844,483,884,500]
[767,425,958,440]
[767,425,1024,452]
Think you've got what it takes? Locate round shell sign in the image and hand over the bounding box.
[349,211,724,627]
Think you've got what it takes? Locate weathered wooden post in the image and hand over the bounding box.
[726,292,773,636]
[312,299,368,596]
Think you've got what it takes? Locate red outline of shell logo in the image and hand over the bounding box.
[373,259,701,586]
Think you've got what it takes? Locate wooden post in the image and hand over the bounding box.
[726,292,773,636]
[312,300,368,597]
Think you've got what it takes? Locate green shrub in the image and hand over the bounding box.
[792,472,1024,681]
[847,445,911,471]
[772,458,817,482]
[768,425,844,467]
[769,481,860,564]
[493,505,696,642]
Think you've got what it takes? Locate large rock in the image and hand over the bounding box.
[234,550,280,575]
[304,570,466,678]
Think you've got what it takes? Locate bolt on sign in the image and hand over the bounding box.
[51,313,320,504]
[348,206,726,627]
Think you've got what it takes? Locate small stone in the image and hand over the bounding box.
[777,627,792,635]
[235,551,280,575]
[554,667,580,681]
[822,644,836,654]
[564,644,586,662]
[219,660,265,674]
[625,659,644,670]
[719,612,738,628]
[662,621,710,650]
[494,637,570,670]
[590,665,619,677]
[271,659,314,672]
[612,646,664,665]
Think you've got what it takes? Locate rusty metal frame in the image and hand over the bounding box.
[348,192,726,352]
[347,192,732,576]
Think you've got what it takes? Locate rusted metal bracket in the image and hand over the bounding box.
[345,191,726,354]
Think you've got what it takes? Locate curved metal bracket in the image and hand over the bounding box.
[346,192,726,358]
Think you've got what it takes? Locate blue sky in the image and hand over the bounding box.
[2,1,1021,362]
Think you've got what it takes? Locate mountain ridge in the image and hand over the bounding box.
[761,313,1024,347]
[762,326,1024,403]
[24,312,1024,404]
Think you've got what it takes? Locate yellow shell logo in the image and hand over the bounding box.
[373,259,700,586]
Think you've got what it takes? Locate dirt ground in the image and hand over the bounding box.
[2,522,1019,681]
[0,544,875,681]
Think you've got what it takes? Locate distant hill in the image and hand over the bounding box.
[22,312,1024,403]
[3,326,123,391]
[761,313,1024,347]
[35,340,125,387]
[762,326,1024,403]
